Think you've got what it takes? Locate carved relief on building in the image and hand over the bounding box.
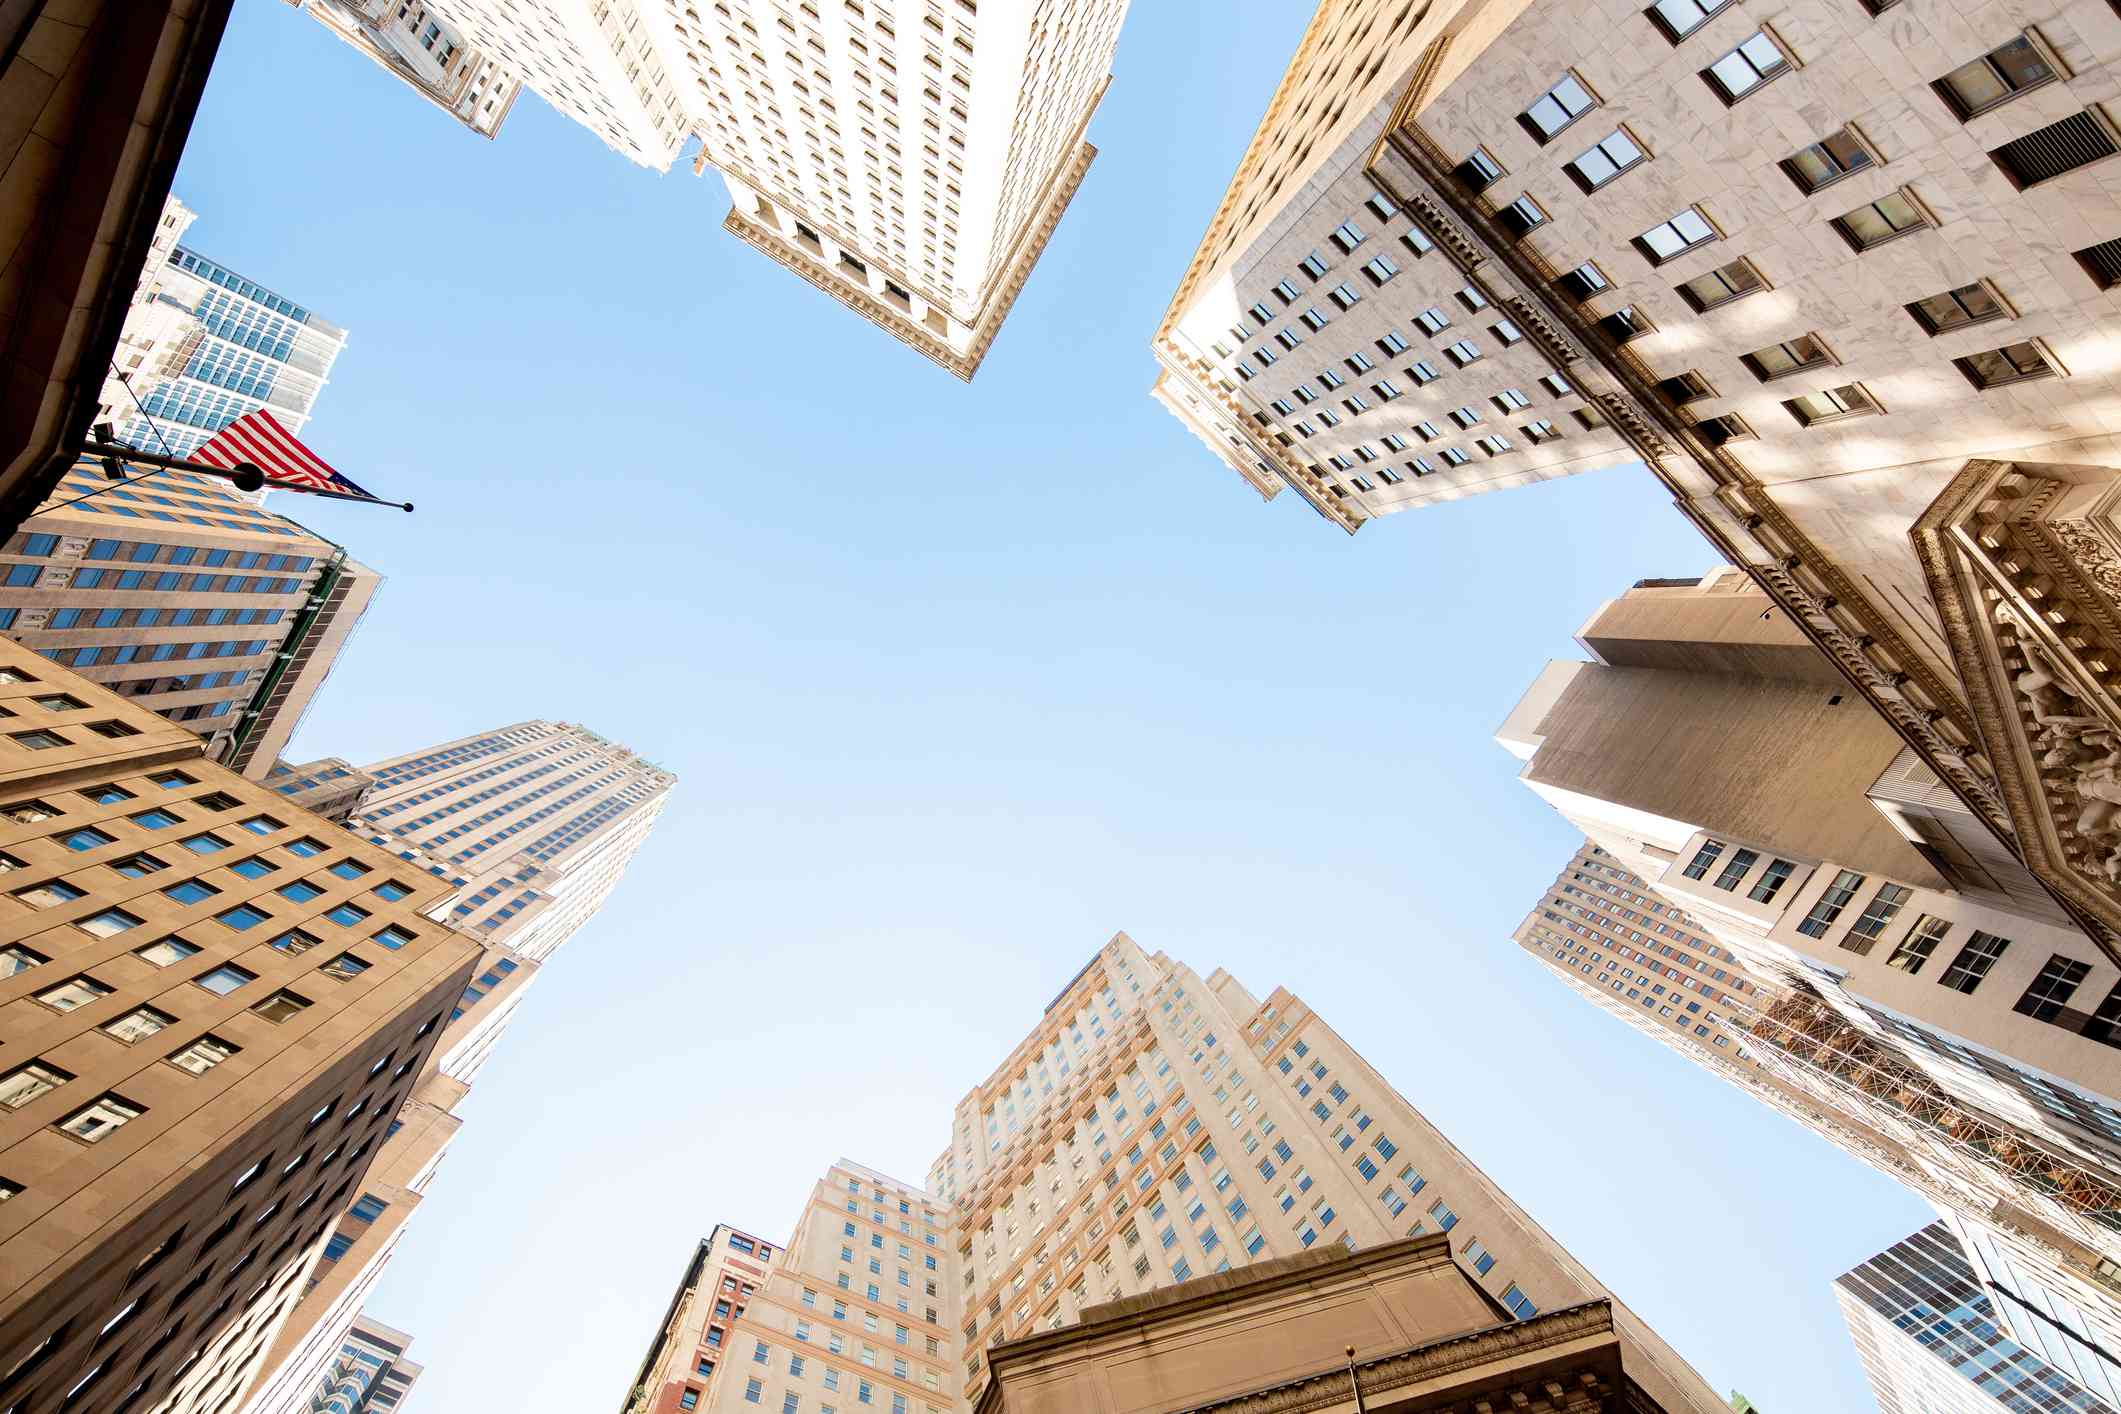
[1911,459,2121,959]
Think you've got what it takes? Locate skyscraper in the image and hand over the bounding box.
[0,637,480,1414]
[620,932,1733,1414]
[238,721,673,1414]
[319,0,1129,378]
[288,1,521,138]
[1496,568,2121,1363]
[1838,1222,2118,1414]
[1151,0,2121,961]
[98,213,348,460]
[1,460,383,781]
[302,1315,422,1414]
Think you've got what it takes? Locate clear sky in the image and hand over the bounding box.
[172,4,1928,1410]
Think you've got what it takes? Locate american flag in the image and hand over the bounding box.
[190,409,377,499]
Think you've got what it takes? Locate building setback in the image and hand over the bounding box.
[1496,567,2121,1368]
[300,1313,421,1414]
[0,461,382,781]
[619,933,1732,1414]
[1838,1222,2118,1414]
[327,0,1128,378]
[288,1,521,139]
[237,721,673,1414]
[1152,0,2121,965]
[0,636,479,1414]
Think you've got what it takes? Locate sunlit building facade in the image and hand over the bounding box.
[289,0,521,138]
[619,932,1733,1414]
[239,721,673,1414]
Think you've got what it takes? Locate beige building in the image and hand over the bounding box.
[327,0,1128,378]
[0,635,480,1414]
[620,933,1734,1414]
[1497,568,2121,1363]
[288,1,521,138]
[1153,0,2121,966]
[239,721,674,1414]
[0,461,382,781]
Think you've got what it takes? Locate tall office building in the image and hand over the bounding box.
[1838,1223,2118,1414]
[0,637,479,1414]
[238,721,673,1414]
[94,205,348,460]
[0,460,382,781]
[618,932,1732,1414]
[1153,0,2121,962]
[627,1223,1712,1414]
[289,1,521,138]
[299,1314,422,1414]
[339,0,1128,378]
[1496,568,2121,1363]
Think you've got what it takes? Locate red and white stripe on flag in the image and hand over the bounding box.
[191,409,344,492]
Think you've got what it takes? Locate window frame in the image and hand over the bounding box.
[1780,124,1879,196]
[1831,188,1933,252]
[1517,71,1600,144]
[1954,339,2063,390]
[1700,28,1796,105]
[1905,279,2011,336]
[1783,382,1883,427]
[1633,207,1720,265]
[1931,31,2062,121]
[1564,126,1649,192]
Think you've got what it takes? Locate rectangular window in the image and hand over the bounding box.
[2074,237,2121,290]
[1676,258,1764,311]
[1784,384,1880,426]
[1497,195,1548,237]
[1427,1199,1457,1231]
[1454,147,1504,190]
[1956,340,2059,390]
[1992,109,2120,188]
[1907,281,2006,335]
[1833,190,1929,250]
[1330,221,1365,254]
[1360,256,1398,286]
[1566,129,1646,190]
[1557,262,1608,302]
[1711,848,1758,891]
[1939,931,2011,993]
[1634,208,1717,264]
[1703,31,1792,103]
[1681,840,1724,880]
[1647,0,1732,42]
[1887,916,1950,974]
[2014,954,2091,1021]
[1743,335,1832,381]
[1501,1284,1537,1320]
[1747,859,1795,903]
[1842,883,1912,953]
[1519,72,1597,142]
[1933,34,2056,120]
[1796,869,1864,938]
[60,1093,143,1143]
[1782,126,1874,194]
[1443,340,1481,367]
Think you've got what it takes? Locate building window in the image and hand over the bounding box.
[1991,109,2121,188]
[1454,147,1504,190]
[1521,419,1560,445]
[1595,307,1653,343]
[1702,31,1792,103]
[1496,194,1548,237]
[1634,207,1717,264]
[1557,261,1609,302]
[1906,281,2007,335]
[1747,858,1795,903]
[1360,256,1398,286]
[1832,190,1930,250]
[58,1093,143,1143]
[1939,931,2011,993]
[1711,847,1758,891]
[0,1061,71,1109]
[167,1035,238,1075]
[1842,883,1912,953]
[1566,128,1647,191]
[1330,221,1365,254]
[1675,258,1765,311]
[249,989,311,1023]
[2015,954,2092,1022]
[2073,237,2121,289]
[1933,33,2056,120]
[1696,413,1754,445]
[1501,1284,1538,1319]
[1784,384,1880,426]
[1781,126,1875,194]
[1519,72,1598,142]
[1462,1238,1496,1275]
[1646,0,1732,43]
[1681,840,1725,880]
[1955,340,2060,389]
[1443,340,1482,367]
[1796,869,1864,938]
[1657,371,1716,404]
[1886,916,1950,974]
[1742,334,1832,380]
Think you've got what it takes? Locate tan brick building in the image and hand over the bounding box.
[0,636,479,1414]
[1153,0,2121,969]
[1497,568,2121,1365]
[620,934,1733,1414]
[1,460,382,780]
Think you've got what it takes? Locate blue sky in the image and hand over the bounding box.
[176,4,1927,1409]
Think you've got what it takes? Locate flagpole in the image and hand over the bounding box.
[78,441,414,512]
